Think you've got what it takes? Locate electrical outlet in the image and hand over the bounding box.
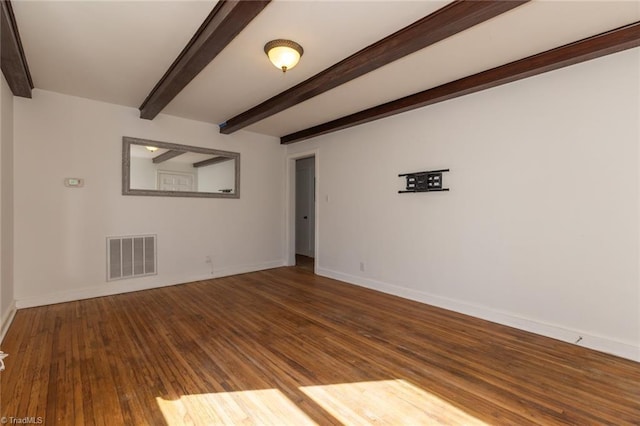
[359,262,365,272]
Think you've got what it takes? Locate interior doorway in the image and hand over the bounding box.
[295,156,315,270]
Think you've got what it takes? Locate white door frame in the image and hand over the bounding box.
[285,150,319,271]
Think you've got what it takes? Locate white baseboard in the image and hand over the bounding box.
[210,260,286,280]
[13,262,638,362]
[0,299,16,345]
[15,260,286,310]
[316,267,640,363]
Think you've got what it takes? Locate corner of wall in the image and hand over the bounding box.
[0,72,16,343]
[0,300,16,344]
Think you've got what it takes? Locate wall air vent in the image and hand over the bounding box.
[107,235,156,281]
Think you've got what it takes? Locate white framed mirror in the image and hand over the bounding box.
[122,136,240,198]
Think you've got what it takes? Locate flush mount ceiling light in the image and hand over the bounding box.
[146,146,159,152]
[264,39,304,73]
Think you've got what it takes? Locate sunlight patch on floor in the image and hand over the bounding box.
[299,379,486,425]
[156,389,317,425]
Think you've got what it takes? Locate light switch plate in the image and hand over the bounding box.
[64,178,84,187]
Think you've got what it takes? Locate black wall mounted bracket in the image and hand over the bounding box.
[399,169,449,193]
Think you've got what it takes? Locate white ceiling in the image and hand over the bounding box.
[11,0,640,139]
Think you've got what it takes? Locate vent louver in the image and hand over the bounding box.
[107,235,156,281]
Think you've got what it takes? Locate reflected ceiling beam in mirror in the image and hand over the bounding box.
[139,0,271,120]
[153,150,186,164]
[219,0,529,135]
[193,156,233,168]
[1,0,33,97]
[281,21,640,145]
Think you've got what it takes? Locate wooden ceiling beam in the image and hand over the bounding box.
[281,21,640,145]
[1,0,33,97]
[193,156,232,168]
[153,150,185,164]
[139,0,271,120]
[219,0,529,134]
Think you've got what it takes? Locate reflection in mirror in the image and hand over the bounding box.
[123,137,240,198]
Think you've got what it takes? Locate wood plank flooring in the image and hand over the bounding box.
[295,254,314,272]
[1,266,639,425]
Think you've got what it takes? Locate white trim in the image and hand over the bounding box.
[15,260,285,309]
[285,150,320,272]
[316,267,640,362]
[0,300,16,344]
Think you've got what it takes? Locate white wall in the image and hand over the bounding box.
[0,73,16,342]
[13,89,285,307]
[198,159,235,193]
[286,49,640,361]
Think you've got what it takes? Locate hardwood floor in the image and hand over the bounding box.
[1,266,639,425]
[295,254,314,272]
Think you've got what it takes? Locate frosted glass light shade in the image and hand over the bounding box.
[264,39,304,73]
